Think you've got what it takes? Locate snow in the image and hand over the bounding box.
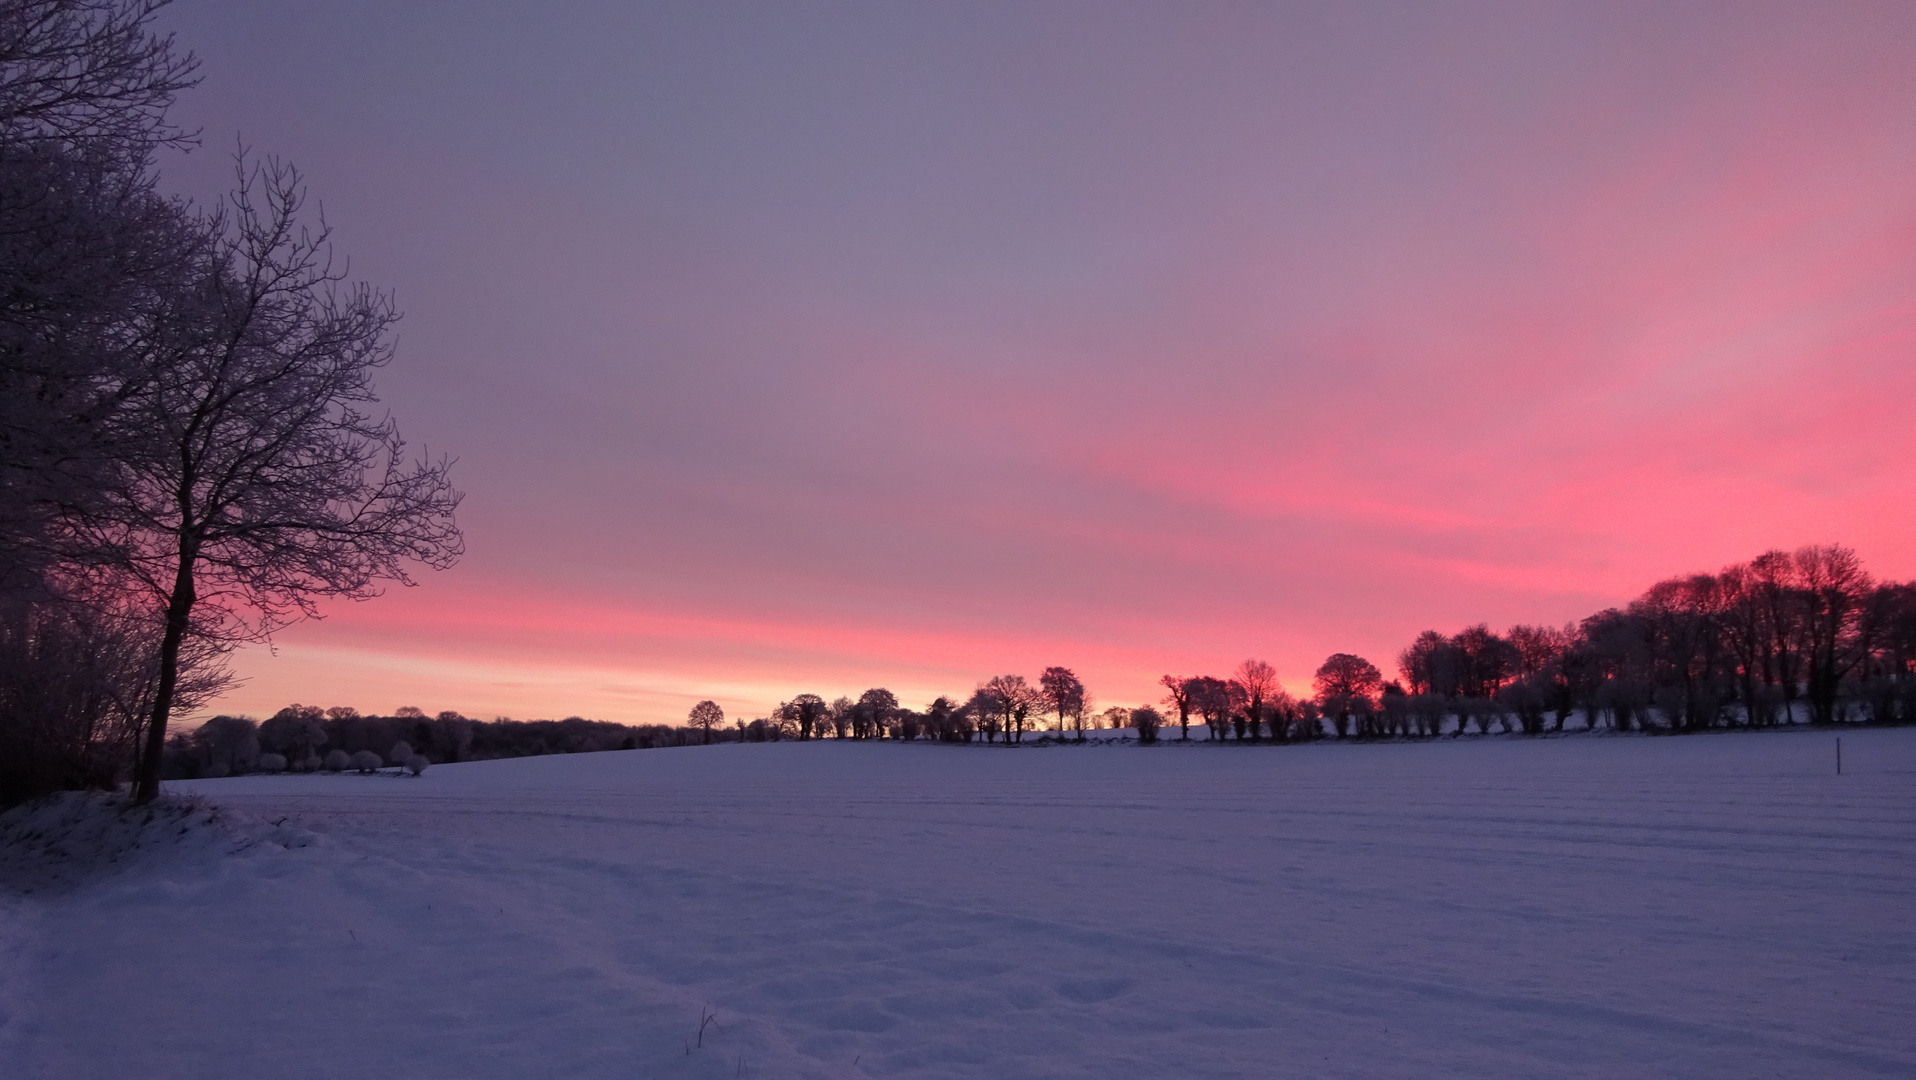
[3,728,1913,1079]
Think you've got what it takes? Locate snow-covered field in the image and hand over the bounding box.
[3,728,1912,1079]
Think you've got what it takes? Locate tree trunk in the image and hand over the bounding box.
[133,542,198,804]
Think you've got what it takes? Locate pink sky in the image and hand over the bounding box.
[156,2,1916,724]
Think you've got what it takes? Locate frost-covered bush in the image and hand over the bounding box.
[256,753,287,773]
[322,749,350,772]
[387,740,414,767]
[349,750,382,773]
[405,755,429,776]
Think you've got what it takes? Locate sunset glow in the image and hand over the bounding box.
[156,1,1916,724]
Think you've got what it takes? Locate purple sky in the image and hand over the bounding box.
[155,1,1916,724]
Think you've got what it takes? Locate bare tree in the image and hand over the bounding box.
[433,709,473,762]
[1795,544,1871,726]
[0,0,207,589]
[1396,630,1446,696]
[0,592,221,801]
[1289,694,1321,740]
[827,695,854,739]
[1409,692,1446,737]
[1187,675,1230,740]
[1039,665,1084,739]
[1630,574,1727,730]
[1748,549,1806,720]
[258,702,324,764]
[55,156,462,802]
[983,674,1038,743]
[924,695,958,741]
[0,3,237,804]
[893,704,922,741]
[780,693,826,740]
[965,686,1002,742]
[1232,659,1278,742]
[1379,683,1410,737]
[1450,625,1518,700]
[1313,653,1382,738]
[853,687,896,740]
[1130,705,1162,744]
[0,0,200,153]
[688,699,723,744]
[1159,674,1195,740]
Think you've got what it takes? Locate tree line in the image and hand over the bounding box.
[1381,544,1916,736]
[0,1,460,807]
[93,542,1916,787]
[714,545,1916,746]
[162,704,713,780]
[1159,544,1916,741]
[732,667,1167,744]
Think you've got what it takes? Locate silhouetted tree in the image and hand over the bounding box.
[1379,682,1410,737]
[966,686,1003,742]
[1039,666,1084,738]
[1748,549,1806,720]
[186,713,255,775]
[853,687,896,740]
[1159,674,1196,740]
[1631,574,1728,729]
[1494,680,1547,734]
[924,695,958,741]
[984,674,1038,743]
[1451,625,1518,700]
[1188,675,1230,740]
[1795,544,1871,726]
[432,710,473,762]
[1232,659,1279,741]
[893,705,922,741]
[823,695,852,739]
[57,155,463,803]
[783,693,826,740]
[688,699,723,744]
[259,702,325,760]
[1314,653,1382,738]
[0,0,219,803]
[1397,630,1450,697]
[1409,692,1446,737]
[1131,705,1162,744]
[1289,695,1321,740]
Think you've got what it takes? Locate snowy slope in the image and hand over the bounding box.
[3,728,1913,1079]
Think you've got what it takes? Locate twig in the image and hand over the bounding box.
[697,1006,719,1048]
